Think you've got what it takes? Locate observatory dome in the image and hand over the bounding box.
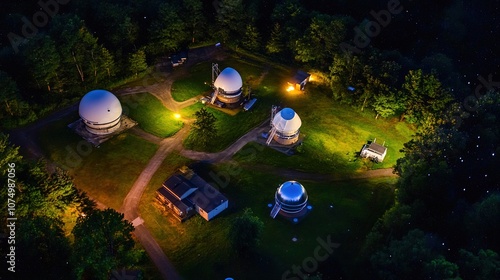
[214,67,243,94]
[79,89,122,135]
[275,181,308,213]
[272,108,302,135]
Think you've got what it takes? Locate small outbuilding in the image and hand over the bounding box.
[360,139,387,163]
[288,70,311,91]
[79,89,122,135]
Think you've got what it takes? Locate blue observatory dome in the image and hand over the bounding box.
[275,181,308,213]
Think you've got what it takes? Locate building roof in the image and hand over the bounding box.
[188,174,228,213]
[290,70,311,84]
[163,174,198,200]
[156,185,193,214]
[272,108,302,134]
[158,171,228,215]
[214,67,242,93]
[366,142,387,155]
[276,181,308,205]
[79,89,122,124]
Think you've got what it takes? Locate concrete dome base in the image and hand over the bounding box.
[273,134,299,145]
[84,121,121,135]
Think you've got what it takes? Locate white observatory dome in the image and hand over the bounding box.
[214,67,243,94]
[275,181,308,213]
[272,108,302,135]
[79,89,122,135]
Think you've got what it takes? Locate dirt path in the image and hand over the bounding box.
[243,164,396,182]
[180,120,270,163]
[119,125,189,280]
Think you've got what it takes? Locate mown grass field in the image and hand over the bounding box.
[139,156,396,279]
[171,62,213,102]
[120,92,184,138]
[181,52,414,173]
[37,117,158,209]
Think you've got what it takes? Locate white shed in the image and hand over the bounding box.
[360,140,387,162]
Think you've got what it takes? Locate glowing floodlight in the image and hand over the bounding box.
[174,113,181,119]
[286,85,295,92]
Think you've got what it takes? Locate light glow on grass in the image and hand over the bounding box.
[174,113,181,119]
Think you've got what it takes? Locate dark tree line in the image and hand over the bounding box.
[0,134,143,279]
[361,92,500,279]
[1,0,492,130]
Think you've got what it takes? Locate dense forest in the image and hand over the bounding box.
[1,0,499,279]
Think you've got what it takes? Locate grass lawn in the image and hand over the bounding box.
[228,72,415,174]
[182,58,285,152]
[120,92,184,138]
[139,158,395,279]
[171,62,213,102]
[181,54,414,173]
[37,117,158,209]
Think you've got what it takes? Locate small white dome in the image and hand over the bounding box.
[275,181,308,213]
[214,67,242,94]
[272,108,302,135]
[79,90,122,125]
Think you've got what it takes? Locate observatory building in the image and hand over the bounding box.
[267,107,302,145]
[270,180,309,219]
[211,66,243,107]
[156,167,229,222]
[79,89,122,135]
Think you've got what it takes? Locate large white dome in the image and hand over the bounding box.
[214,67,242,94]
[79,89,122,125]
[272,108,302,135]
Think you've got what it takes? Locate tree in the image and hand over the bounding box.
[399,69,453,124]
[371,229,460,280]
[17,217,72,279]
[0,71,35,128]
[93,2,138,51]
[49,14,108,92]
[72,208,142,280]
[191,107,217,149]
[271,0,307,49]
[229,208,264,254]
[242,24,261,51]
[266,23,285,55]
[0,133,22,176]
[294,14,350,68]
[182,0,205,43]
[148,3,186,55]
[459,249,500,280]
[16,163,81,220]
[465,193,500,251]
[128,49,148,77]
[372,92,404,118]
[329,53,363,104]
[23,35,60,92]
[215,0,245,43]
